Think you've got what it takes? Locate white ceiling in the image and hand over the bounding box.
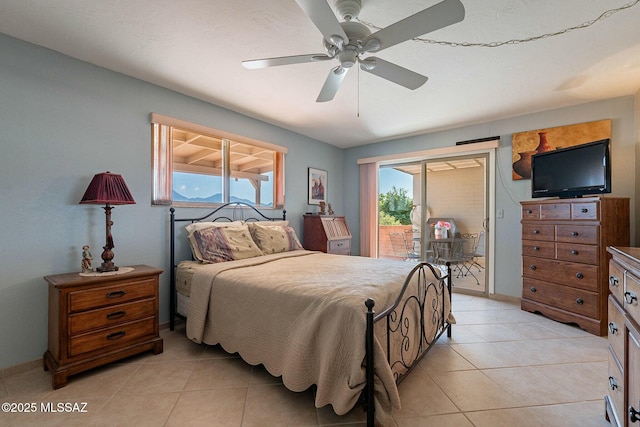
[1,0,639,148]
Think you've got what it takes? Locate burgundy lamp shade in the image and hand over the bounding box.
[80,171,136,205]
[79,172,135,273]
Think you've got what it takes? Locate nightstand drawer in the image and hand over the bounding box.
[69,277,156,312]
[69,298,156,335]
[69,317,156,357]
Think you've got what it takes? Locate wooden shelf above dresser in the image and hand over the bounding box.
[520,197,629,336]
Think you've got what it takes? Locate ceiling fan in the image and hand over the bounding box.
[242,0,465,102]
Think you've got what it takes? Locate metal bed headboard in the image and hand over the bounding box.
[168,202,286,330]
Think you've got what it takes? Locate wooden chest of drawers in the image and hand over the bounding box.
[43,265,163,388]
[303,215,352,255]
[605,247,640,426]
[520,197,629,336]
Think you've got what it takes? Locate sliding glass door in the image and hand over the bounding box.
[424,154,489,295]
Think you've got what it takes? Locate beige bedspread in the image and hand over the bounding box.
[186,250,449,425]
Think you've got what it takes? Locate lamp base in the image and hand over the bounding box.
[97,262,119,273]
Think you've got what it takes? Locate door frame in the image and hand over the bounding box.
[363,140,497,295]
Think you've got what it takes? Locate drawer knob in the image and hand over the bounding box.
[106,331,126,340]
[625,291,638,305]
[608,376,618,390]
[527,209,533,214]
[571,250,579,255]
[107,310,126,320]
[576,273,584,280]
[609,276,619,287]
[581,208,588,213]
[571,231,579,236]
[608,322,618,335]
[576,298,584,305]
[106,290,126,298]
[533,230,540,235]
[630,405,640,423]
[533,246,540,251]
[530,287,537,293]
[530,265,537,271]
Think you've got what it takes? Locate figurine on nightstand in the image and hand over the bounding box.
[81,245,93,273]
[327,203,334,215]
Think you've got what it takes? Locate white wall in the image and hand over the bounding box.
[344,97,637,298]
[0,34,343,370]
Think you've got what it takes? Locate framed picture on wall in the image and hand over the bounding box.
[308,167,327,205]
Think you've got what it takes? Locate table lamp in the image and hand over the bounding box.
[80,171,135,272]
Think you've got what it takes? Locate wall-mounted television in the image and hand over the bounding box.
[531,139,611,199]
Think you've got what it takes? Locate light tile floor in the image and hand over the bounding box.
[0,293,611,426]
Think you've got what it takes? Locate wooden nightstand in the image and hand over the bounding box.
[43,265,163,389]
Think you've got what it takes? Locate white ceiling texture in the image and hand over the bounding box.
[1,0,639,148]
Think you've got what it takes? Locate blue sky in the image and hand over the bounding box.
[379,167,413,194]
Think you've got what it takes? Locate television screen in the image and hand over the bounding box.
[531,139,611,198]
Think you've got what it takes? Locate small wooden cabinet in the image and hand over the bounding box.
[606,247,640,426]
[43,265,163,388]
[303,215,352,255]
[520,197,629,336]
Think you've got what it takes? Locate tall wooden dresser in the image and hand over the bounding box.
[303,215,352,255]
[520,197,629,336]
[606,247,640,427]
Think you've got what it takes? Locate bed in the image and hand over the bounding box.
[169,202,453,426]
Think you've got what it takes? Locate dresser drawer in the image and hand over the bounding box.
[69,317,156,357]
[522,239,555,259]
[69,298,156,335]
[625,270,640,324]
[522,205,540,220]
[523,278,599,318]
[556,225,598,244]
[571,202,599,220]
[608,295,625,360]
[522,224,554,241]
[523,256,599,291]
[609,260,625,305]
[608,347,625,427]
[69,277,157,312]
[328,239,350,255]
[540,203,570,220]
[556,242,598,265]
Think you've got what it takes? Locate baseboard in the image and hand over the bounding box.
[1,358,41,380]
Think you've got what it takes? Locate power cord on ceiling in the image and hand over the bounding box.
[356,0,640,48]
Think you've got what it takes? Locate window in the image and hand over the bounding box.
[151,113,286,208]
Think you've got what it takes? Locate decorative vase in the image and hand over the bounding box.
[535,132,554,153]
[513,151,536,179]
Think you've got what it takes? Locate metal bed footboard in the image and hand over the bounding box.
[364,262,453,427]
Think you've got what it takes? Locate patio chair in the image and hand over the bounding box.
[388,231,420,261]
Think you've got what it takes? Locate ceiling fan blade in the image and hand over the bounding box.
[360,57,428,90]
[295,0,349,48]
[364,0,465,53]
[242,54,332,69]
[316,66,349,102]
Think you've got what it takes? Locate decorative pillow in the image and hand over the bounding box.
[185,221,243,262]
[248,223,304,254]
[245,220,289,228]
[193,224,263,263]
